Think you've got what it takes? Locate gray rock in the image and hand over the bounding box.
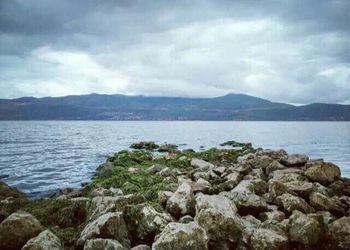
[288,210,323,246]
[192,178,212,194]
[265,161,286,175]
[309,192,346,216]
[305,162,341,184]
[22,229,62,250]
[276,193,314,214]
[130,244,151,250]
[327,216,350,250]
[191,159,214,171]
[178,215,194,224]
[84,239,126,250]
[166,182,195,219]
[90,187,123,197]
[222,171,242,190]
[281,154,309,167]
[260,210,285,222]
[271,168,305,182]
[250,228,289,250]
[158,191,173,208]
[77,212,130,248]
[0,211,43,250]
[152,222,208,250]
[284,181,313,198]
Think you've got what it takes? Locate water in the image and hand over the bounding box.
[0,121,349,197]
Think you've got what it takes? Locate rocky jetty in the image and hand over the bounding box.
[1,141,350,249]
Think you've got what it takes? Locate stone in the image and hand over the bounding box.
[166,182,195,219]
[191,159,214,171]
[77,212,130,248]
[267,181,290,203]
[90,187,123,197]
[276,193,314,214]
[178,215,194,224]
[281,154,309,167]
[304,162,341,184]
[192,178,212,194]
[233,179,268,195]
[222,171,242,190]
[157,167,176,178]
[96,162,114,177]
[327,216,350,250]
[128,167,144,174]
[250,228,289,250]
[328,180,345,196]
[130,244,151,250]
[0,211,43,250]
[260,211,285,222]
[22,229,63,250]
[84,239,126,250]
[130,141,159,150]
[195,194,243,245]
[125,204,172,243]
[288,210,323,246]
[284,181,313,198]
[212,166,226,176]
[152,222,208,250]
[147,164,164,174]
[249,155,274,169]
[244,168,266,181]
[309,192,346,216]
[265,161,286,175]
[158,191,173,208]
[271,168,305,182]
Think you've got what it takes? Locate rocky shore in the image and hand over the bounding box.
[1,141,350,250]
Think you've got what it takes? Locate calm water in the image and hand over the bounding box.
[0,121,349,197]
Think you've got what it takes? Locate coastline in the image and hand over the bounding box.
[1,141,350,249]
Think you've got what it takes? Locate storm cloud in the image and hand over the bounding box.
[1,0,349,104]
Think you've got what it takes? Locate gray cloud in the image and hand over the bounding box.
[0,0,349,104]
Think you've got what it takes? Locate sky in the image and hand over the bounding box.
[0,0,350,104]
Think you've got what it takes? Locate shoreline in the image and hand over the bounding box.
[1,141,350,249]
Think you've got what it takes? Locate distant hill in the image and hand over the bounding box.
[0,93,349,121]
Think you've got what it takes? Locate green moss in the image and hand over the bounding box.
[51,227,81,250]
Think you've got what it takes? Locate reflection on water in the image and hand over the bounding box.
[0,121,349,197]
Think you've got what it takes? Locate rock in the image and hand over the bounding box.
[195,194,243,245]
[265,161,286,175]
[266,181,289,203]
[250,228,289,250]
[130,244,151,250]
[270,168,305,182]
[284,181,313,199]
[178,215,194,224]
[0,211,43,250]
[147,164,164,174]
[192,178,212,194]
[304,162,341,184]
[250,155,274,169]
[77,212,130,248]
[244,168,266,181]
[152,222,208,250]
[233,179,268,195]
[281,154,309,167]
[90,187,123,197]
[309,192,346,216]
[156,167,175,178]
[158,191,173,208]
[89,194,144,220]
[130,141,159,150]
[191,159,214,171]
[166,182,195,219]
[128,167,144,174]
[288,210,323,246]
[222,171,242,190]
[158,144,178,152]
[232,162,252,175]
[125,204,172,244]
[22,229,63,250]
[84,239,127,250]
[212,166,226,176]
[327,216,350,250]
[260,211,286,222]
[0,182,28,222]
[276,193,314,214]
[312,182,330,196]
[260,149,288,160]
[95,161,114,177]
[328,180,345,196]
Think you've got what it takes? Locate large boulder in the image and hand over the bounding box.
[166,183,195,219]
[125,204,172,244]
[276,193,314,214]
[280,154,309,167]
[77,212,130,248]
[288,210,323,246]
[309,192,346,216]
[22,229,63,250]
[271,168,305,182]
[0,211,43,250]
[304,162,341,184]
[327,216,350,250]
[84,239,126,250]
[284,181,313,199]
[250,228,289,250]
[152,222,208,250]
[195,194,243,246]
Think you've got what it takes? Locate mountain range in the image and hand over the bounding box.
[0,93,349,121]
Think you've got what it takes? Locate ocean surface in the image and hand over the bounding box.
[0,121,349,197]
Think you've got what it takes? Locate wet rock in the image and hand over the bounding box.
[191,159,214,171]
[84,239,127,250]
[288,210,323,246]
[0,211,43,250]
[276,193,314,214]
[250,228,289,250]
[166,182,195,219]
[125,204,172,244]
[22,229,63,250]
[158,144,178,152]
[195,194,243,245]
[152,222,208,250]
[77,212,130,248]
[309,192,346,216]
[304,162,341,184]
[327,216,350,250]
[281,154,309,167]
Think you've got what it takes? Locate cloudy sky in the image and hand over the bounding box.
[0,0,349,104]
